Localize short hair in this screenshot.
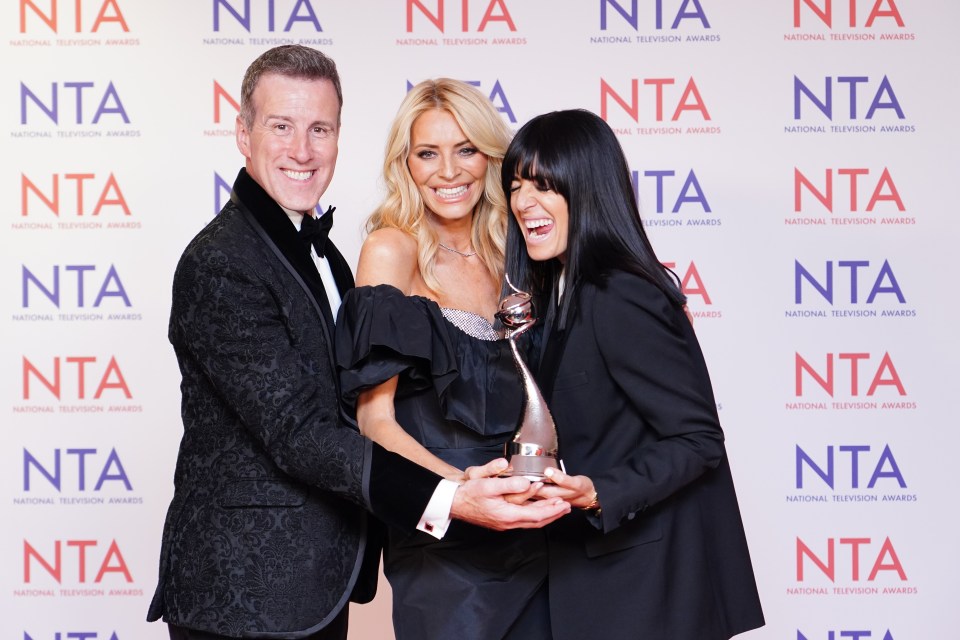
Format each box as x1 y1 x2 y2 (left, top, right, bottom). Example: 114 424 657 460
239 45 343 128
368 78 513 293
502 109 685 327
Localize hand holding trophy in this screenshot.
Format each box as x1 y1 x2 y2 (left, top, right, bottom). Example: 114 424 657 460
495 277 562 480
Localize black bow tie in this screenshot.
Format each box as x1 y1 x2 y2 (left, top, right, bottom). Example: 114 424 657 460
299 206 335 258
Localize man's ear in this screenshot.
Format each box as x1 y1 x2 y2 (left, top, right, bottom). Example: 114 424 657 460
236 115 250 157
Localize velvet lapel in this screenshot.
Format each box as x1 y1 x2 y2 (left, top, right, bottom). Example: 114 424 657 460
323 242 355 298
229 168 338 336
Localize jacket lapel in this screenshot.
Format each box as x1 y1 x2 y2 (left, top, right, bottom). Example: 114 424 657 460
229 168 340 346
534 281 574 404
324 242 355 299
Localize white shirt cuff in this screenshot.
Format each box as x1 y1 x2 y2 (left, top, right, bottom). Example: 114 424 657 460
416 478 458 540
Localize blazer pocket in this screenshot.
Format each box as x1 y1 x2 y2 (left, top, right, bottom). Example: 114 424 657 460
584 511 662 558
553 370 589 391
218 477 309 508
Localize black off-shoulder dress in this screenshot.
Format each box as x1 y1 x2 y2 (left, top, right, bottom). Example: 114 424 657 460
336 284 550 640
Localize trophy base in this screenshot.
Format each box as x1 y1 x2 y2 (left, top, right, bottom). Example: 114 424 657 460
502 453 560 481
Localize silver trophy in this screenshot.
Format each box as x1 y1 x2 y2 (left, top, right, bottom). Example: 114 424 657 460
495 277 561 480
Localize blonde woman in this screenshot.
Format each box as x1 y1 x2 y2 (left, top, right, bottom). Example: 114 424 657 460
335 79 551 639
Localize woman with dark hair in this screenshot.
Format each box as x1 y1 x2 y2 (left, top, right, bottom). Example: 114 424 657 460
503 109 765 640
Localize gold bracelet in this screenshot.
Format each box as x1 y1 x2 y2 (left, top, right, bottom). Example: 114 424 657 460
581 491 601 515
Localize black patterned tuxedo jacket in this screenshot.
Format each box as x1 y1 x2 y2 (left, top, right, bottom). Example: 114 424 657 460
147 169 438 638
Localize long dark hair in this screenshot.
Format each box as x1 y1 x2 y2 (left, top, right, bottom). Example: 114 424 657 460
502 109 685 328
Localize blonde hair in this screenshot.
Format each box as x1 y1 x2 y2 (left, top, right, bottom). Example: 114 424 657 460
367 78 512 293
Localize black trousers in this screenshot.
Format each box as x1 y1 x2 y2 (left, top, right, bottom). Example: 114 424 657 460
167 607 349 640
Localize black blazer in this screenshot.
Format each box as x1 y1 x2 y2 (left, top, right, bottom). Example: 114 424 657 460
537 271 764 640
147 169 439 638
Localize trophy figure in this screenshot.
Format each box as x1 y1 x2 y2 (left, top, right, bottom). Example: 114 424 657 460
495 277 561 480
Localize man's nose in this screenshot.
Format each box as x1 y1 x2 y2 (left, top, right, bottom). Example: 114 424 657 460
289 131 313 161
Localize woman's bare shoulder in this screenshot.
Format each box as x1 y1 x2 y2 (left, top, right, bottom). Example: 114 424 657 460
357 227 420 290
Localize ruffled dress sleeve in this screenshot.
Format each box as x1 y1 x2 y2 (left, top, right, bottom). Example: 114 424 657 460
336 284 458 400
335 284 522 441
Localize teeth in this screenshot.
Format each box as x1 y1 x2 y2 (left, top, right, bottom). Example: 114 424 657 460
524 219 551 238
283 170 313 181
436 185 468 198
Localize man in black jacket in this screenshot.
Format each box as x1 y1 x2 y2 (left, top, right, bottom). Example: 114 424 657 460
147 45 568 640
